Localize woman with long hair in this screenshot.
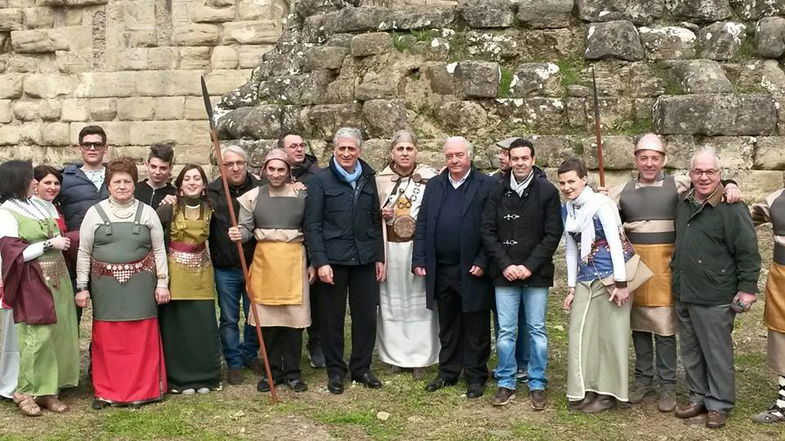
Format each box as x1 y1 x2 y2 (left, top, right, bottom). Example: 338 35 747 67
157 164 222 395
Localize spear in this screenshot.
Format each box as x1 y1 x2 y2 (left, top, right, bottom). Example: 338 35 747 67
201 76 278 403
591 67 606 187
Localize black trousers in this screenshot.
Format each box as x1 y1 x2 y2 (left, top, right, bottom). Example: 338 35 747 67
262 326 303 381
435 263 490 384
307 281 322 349
319 263 379 378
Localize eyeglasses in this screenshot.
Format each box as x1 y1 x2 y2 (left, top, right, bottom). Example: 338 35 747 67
689 169 719 178
80 142 106 150
286 143 306 150
223 160 247 169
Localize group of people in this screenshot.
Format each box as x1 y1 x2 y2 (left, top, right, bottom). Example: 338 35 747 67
0 123 782 430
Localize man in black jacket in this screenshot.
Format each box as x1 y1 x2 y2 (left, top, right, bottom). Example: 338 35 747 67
413 136 496 399
481 139 563 409
304 127 385 394
207 145 261 385
134 143 176 208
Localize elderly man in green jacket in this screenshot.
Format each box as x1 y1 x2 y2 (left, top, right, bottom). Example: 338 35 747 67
671 147 761 429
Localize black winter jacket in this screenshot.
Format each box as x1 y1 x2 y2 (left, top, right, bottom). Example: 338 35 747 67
207 173 259 269
57 164 109 232
304 158 383 268
481 167 564 287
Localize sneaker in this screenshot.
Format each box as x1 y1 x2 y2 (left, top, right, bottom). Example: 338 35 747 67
491 387 516 406
197 388 210 394
753 404 785 424
181 389 196 395
516 368 528 383
227 368 243 385
628 383 655 404
657 389 677 412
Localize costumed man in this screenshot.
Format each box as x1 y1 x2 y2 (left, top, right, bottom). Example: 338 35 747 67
751 189 785 424
606 133 741 412
229 149 312 393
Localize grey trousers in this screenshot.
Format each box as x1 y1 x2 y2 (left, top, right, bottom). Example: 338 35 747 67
632 331 677 389
676 302 736 412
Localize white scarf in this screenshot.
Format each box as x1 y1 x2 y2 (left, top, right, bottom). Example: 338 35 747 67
509 170 534 197
563 186 620 261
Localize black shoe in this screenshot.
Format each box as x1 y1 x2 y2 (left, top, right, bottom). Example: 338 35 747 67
425 376 458 392
466 382 485 399
257 377 272 393
352 372 382 389
285 379 308 393
328 375 344 394
308 344 326 369
92 399 109 410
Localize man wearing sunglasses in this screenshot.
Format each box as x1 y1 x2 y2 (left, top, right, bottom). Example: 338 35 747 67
57 125 110 232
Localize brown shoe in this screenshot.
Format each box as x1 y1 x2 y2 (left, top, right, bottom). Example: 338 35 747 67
706 410 727 429
411 367 426 381
491 387 516 406
581 394 616 413
227 367 243 385
530 390 546 411
569 391 597 412
657 389 677 413
675 402 707 419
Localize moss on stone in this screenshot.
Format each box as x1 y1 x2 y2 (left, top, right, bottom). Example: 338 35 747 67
556 56 585 88
497 66 514 98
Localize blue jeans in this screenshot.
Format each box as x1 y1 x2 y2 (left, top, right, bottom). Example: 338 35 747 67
493 303 529 371
495 286 548 390
215 267 259 368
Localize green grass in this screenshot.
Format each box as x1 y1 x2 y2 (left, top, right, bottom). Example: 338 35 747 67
556 55 585 88
497 66 514 98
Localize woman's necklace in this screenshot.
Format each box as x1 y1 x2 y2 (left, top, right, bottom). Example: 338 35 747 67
108 198 135 219
184 203 201 220
10 199 56 238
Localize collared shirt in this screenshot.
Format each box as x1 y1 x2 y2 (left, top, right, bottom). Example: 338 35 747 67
448 168 471 189
82 167 105 190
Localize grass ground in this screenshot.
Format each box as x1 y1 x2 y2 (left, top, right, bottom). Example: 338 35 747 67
1 228 785 440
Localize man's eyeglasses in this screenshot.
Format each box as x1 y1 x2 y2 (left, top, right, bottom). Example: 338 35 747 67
286 143 306 150
80 142 106 150
223 160 247 169
689 169 719 178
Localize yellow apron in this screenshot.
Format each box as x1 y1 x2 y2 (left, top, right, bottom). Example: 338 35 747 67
248 241 304 306
765 262 785 333
631 243 675 307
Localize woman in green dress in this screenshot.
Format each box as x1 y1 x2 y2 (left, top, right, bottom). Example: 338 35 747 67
0 160 79 416
157 164 222 394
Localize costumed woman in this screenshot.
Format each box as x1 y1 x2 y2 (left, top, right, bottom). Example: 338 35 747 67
0 160 79 416
75 158 170 409
559 158 635 413
157 164 222 395
375 130 439 379
752 190 785 424
228 149 312 393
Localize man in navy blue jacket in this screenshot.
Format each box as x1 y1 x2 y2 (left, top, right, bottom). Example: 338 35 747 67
57 125 109 231
412 136 495 399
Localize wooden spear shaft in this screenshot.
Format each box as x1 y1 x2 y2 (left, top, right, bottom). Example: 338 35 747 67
202 77 278 403
591 67 606 188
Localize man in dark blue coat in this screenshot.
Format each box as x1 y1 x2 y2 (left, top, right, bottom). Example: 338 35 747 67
304 127 385 395
412 136 495 399
57 125 110 232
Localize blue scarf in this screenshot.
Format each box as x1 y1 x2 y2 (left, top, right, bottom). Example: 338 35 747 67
332 157 363 188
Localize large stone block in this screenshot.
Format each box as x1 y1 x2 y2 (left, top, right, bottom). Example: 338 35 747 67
666 0 732 22
10 29 68 53
495 98 566 131
61 98 89 121
38 99 61 121
239 45 272 68
456 61 499 98
435 101 487 131
22 7 54 29
668 59 733 94
41 122 70 146
219 82 257 109
154 97 185 120
629 62 666 97
222 20 281 44
653 94 777 136
528 135 579 168
509 63 561 98
350 32 391 57
730 0 785 20
300 103 363 139
261 70 334 104
639 26 696 60
0 126 20 145
697 21 747 60
0 100 11 123
756 17 785 59
0 8 23 31
294 0 344 19
0 74 24 99
205 69 251 95
13 100 38 121
180 47 212 70
24 74 77 98
147 48 180 70
321 6 455 34
135 70 203 96
577 0 665 24
118 97 155 121
581 135 635 170
185 95 216 120
211 46 239 69
355 71 402 100
89 98 117 121
216 105 282 140
128 121 204 146
516 0 573 29
69 122 131 146
305 46 348 71
172 24 221 46
238 0 272 20
459 0 514 29
363 99 410 138
323 78 355 104
585 20 644 61
755 136 785 169
75 72 137 98
190 5 237 22
118 48 147 71
20 123 42 145
425 63 455 95
726 169 784 203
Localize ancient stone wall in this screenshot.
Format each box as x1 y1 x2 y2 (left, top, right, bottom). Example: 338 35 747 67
0 0 286 170
216 0 785 202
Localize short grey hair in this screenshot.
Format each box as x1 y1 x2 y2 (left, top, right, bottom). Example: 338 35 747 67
333 127 363 149
443 136 473 158
221 145 248 162
389 130 419 150
689 146 720 170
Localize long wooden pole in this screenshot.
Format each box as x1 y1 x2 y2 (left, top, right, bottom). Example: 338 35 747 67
201 77 278 403
591 67 606 187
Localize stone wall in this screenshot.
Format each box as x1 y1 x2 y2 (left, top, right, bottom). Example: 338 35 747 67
215 0 785 202
0 0 285 170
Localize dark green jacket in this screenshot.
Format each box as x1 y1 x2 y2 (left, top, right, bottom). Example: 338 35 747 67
671 185 761 305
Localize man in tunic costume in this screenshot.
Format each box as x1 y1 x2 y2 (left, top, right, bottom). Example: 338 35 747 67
607 134 741 412
230 149 312 393
671 148 760 429
751 188 785 424
376 130 439 380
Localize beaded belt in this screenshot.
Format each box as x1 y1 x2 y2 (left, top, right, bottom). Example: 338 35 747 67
169 240 211 271
91 253 156 285
38 252 67 289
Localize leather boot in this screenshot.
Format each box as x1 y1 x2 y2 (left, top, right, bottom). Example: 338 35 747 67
581 394 616 413
569 391 597 412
